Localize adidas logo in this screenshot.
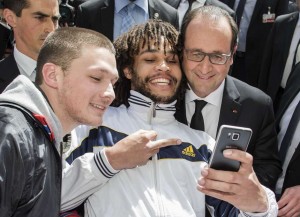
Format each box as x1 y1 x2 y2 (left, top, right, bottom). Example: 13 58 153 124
182 145 195 157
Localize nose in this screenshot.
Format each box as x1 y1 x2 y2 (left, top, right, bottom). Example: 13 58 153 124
45 18 57 33
155 61 170 72
197 56 212 75
103 83 115 106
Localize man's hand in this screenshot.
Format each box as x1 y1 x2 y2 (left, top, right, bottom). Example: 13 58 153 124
105 129 181 170
197 149 268 213
278 185 300 217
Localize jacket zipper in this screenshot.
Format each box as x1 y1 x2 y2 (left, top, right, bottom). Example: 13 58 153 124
149 102 165 216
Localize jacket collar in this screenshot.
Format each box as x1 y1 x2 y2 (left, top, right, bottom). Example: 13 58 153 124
128 90 177 123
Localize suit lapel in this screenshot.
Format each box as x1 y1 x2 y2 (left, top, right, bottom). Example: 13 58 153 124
289 141 300 165
282 13 299 66
275 64 300 127
164 0 180 8
217 76 242 134
148 0 166 19
0 55 20 82
99 0 114 40
248 0 261 28
227 0 235 9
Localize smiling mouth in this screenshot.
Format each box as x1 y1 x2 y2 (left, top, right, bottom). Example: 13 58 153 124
91 103 105 110
196 73 214 80
150 78 171 86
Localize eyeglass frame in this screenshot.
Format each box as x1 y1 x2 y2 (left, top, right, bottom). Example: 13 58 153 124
184 48 232 65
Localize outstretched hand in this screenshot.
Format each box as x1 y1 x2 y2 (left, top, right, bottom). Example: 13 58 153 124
105 129 181 170
197 149 268 213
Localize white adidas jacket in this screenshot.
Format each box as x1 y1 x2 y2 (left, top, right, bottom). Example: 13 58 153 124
61 91 278 217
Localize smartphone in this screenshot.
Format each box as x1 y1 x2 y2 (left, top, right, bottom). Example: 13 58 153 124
208 125 252 172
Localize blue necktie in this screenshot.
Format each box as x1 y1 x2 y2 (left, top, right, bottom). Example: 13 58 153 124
120 3 136 35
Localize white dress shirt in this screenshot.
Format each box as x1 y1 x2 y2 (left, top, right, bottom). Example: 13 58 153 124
185 80 225 139
13 46 37 82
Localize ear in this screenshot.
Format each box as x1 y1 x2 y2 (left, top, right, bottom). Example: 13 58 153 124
42 63 59 89
230 45 238 65
3 9 17 28
123 67 132 79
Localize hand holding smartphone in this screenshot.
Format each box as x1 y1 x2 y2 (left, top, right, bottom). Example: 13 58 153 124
208 125 252 172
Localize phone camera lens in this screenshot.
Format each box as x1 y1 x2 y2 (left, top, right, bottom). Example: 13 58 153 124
232 133 240 140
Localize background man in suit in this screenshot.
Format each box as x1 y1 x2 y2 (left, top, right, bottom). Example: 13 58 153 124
0 0 60 93
75 0 178 41
175 6 282 192
259 1 300 112
163 0 235 29
275 63 300 217
219 0 288 87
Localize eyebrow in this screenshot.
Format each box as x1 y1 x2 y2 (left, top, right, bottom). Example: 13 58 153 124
187 48 229 54
32 11 60 20
98 68 119 80
139 49 177 55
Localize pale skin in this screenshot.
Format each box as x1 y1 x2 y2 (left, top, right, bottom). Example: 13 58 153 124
3 0 60 60
198 149 268 213
278 186 300 217
39 41 181 171
183 15 268 212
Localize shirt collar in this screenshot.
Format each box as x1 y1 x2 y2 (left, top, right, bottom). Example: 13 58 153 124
13 46 37 77
115 0 148 14
186 80 225 107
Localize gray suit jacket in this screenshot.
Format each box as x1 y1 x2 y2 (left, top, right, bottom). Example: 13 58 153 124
75 0 179 41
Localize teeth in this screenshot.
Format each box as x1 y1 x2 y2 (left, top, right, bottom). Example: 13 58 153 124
92 104 104 109
151 78 170 84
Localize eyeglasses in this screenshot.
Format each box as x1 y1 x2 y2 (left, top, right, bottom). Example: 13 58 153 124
184 49 232 65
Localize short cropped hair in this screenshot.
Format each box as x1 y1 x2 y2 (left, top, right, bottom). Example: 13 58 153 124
113 19 180 107
178 5 238 54
35 27 115 85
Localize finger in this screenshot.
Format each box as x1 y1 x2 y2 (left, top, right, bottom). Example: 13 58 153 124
197 184 234 203
202 167 240 184
223 149 253 166
147 138 182 149
199 173 239 194
141 130 158 141
278 194 289 209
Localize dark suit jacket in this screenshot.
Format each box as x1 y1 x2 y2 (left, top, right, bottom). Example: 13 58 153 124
175 76 282 190
220 0 288 87
75 0 179 41
0 23 12 59
163 0 236 18
275 63 300 194
259 12 298 105
0 55 20 93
